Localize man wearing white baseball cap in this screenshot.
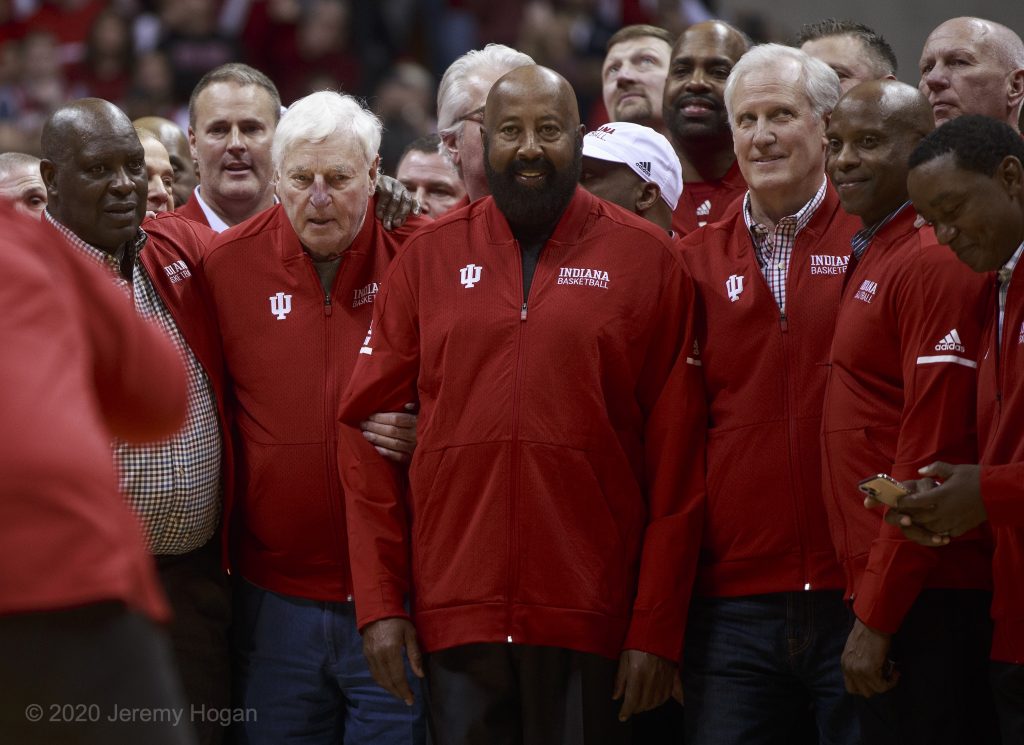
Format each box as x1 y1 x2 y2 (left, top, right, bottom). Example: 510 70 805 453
580 121 682 235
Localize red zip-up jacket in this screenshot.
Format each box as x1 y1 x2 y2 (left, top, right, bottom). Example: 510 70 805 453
201 200 425 600
676 183 858 598
175 191 209 227
671 160 747 235
338 188 706 662
977 256 1024 664
821 208 992 634
1 206 185 622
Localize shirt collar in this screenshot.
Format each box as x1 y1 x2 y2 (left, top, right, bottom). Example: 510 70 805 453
849 200 911 261
998 240 1024 284
192 186 232 234
45 209 147 273
742 176 828 241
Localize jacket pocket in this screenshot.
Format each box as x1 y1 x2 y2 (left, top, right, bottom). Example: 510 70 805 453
410 441 510 611
514 442 637 619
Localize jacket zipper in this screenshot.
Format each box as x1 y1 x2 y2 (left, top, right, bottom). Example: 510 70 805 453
507 242 531 642
308 254 349 594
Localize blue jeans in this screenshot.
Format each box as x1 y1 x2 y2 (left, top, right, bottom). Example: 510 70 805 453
683 591 859 745
232 579 425 745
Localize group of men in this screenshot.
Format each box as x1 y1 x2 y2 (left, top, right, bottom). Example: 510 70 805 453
3 11 1024 745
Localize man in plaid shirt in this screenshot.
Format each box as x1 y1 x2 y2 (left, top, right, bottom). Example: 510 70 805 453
39 98 230 745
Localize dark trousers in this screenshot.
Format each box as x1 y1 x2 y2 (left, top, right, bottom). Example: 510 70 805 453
0 602 196 745
683 591 859 745
156 537 232 745
424 643 631 745
859 589 998 745
991 660 1024 743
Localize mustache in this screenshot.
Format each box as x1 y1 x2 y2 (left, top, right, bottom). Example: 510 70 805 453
507 158 553 176
674 93 721 109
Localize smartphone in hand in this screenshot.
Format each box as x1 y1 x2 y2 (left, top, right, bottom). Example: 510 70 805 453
857 474 909 508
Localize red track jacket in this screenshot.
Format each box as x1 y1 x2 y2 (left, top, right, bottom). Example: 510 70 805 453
676 183 858 599
1 207 186 621
821 208 992 634
201 201 424 600
338 189 706 662
671 161 747 236
978 256 1024 663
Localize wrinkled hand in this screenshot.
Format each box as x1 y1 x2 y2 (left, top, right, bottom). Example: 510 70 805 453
375 175 420 231
362 618 424 705
612 650 675 721
842 619 898 697
361 403 418 463
884 462 986 545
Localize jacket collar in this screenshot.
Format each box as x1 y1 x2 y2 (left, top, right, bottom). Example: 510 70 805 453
481 186 596 245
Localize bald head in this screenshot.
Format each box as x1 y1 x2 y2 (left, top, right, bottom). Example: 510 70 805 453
485 65 580 131
676 20 749 62
482 66 585 237
40 98 147 252
827 80 934 225
919 16 1024 129
134 115 197 206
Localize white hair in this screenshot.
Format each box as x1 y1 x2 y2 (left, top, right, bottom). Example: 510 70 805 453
436 44 535 137
724 43 840 124
271 91 382 173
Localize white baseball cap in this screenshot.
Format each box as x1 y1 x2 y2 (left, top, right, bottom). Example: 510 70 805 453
582 122 683 210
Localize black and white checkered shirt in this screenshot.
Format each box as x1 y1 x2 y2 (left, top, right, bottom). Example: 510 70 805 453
743 177 827 312
46 211 222 555
850 201 910 262
998 240 1024 345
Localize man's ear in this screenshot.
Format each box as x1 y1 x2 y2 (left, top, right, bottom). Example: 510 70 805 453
1007 68 1024 109
999 155 1023 199
368 154 381 195
188 127 199 165
635 181 662 213
39 159 57 199
440 130 461 167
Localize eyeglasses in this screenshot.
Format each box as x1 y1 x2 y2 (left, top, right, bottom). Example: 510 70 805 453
458 106 485 126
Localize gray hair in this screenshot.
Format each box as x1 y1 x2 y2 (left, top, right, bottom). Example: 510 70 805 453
271 90 382 174
436 44 535 137
0 152 41 178
724 43 840 123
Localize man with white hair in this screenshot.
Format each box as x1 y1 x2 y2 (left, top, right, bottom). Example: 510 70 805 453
675 44 862 744
201 91 429 744
918 16 1024 130
436 43 535 204
579 121 682 234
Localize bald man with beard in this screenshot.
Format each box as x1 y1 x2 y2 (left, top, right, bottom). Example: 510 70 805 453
918 17 1024 130
822 80 999 744
662 20 750 234
338 65 704 744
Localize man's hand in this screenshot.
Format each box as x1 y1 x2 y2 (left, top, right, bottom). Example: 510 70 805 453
884 462 986 545
842 619 898 697
612 650 675 721
361 403 418 463
362 617 424 705
375 175 419 231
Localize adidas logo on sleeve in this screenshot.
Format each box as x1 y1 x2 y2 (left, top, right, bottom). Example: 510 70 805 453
935 329 966 353
916 328 976 368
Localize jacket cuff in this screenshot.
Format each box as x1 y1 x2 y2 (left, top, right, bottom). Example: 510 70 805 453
623 606 684 663
354 581 409 633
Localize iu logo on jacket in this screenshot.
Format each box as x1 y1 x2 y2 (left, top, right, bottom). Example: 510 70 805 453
269 292 293 320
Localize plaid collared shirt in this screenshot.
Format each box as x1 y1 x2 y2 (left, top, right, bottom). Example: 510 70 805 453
46 211 222 555
997 240 1024 345
850 201 911 262
743 177 828 312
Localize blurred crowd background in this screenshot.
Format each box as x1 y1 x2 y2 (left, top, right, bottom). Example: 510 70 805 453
0 0 783 175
